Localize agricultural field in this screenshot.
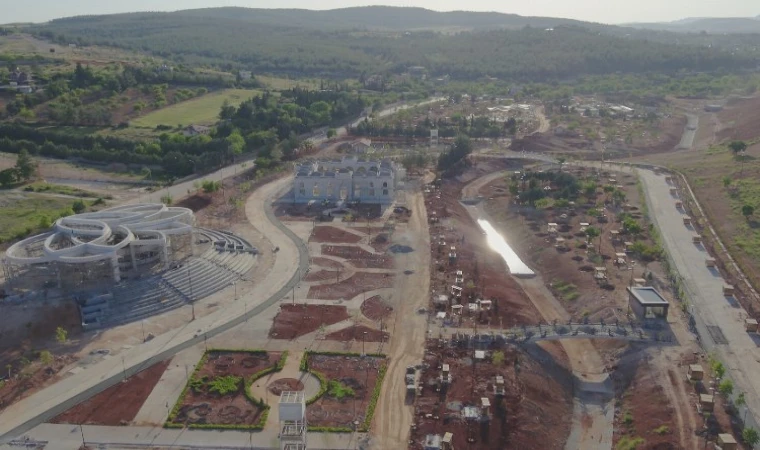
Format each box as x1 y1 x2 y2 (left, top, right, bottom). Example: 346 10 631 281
130 88 261 128
256 75 320 91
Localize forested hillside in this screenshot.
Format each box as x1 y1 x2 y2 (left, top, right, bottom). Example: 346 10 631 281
30 7 759 81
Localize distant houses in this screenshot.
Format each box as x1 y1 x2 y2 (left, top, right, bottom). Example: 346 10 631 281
3 68 35 94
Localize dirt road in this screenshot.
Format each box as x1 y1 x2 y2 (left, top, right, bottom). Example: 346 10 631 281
371 188 431 449
532 105 551 135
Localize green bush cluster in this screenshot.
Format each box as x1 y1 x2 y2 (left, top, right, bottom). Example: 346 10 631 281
309 426 353 432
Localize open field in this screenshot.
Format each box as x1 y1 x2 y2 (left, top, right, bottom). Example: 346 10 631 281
0 192 82 241
130 88 261 128
256 75 320 91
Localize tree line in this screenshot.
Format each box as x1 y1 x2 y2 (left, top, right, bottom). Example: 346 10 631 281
30 13 759 81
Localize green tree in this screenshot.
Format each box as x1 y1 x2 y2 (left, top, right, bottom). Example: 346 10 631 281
712 361 726 379
718 379 734 396
55 326 68 344
14 149 36 181
38 215 52 229
585 226 601 242
742 427 759 446
327 128 337 138
39 350 53 366
729 140 748 155
742 204 754 220
202 180 221 193
557 157 566 173
492 350 505 366
160 194 173 205
226 131 245 155
72 200 86 214
0 168 18 187
722 176 732 188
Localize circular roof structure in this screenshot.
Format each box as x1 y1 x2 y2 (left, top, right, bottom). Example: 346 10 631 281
5 204 194 265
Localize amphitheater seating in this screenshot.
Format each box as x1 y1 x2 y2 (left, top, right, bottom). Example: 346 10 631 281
80 228 257 329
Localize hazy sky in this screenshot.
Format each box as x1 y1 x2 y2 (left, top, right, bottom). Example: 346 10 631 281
3 0 759 25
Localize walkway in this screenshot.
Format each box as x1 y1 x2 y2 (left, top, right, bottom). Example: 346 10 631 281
249 351 321 430
0 177 308 443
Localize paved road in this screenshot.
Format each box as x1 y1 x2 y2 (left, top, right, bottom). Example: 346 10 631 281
638 169 760 432
0 177 308 443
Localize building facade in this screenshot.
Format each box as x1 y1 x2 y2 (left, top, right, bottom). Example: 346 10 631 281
293 156 397 204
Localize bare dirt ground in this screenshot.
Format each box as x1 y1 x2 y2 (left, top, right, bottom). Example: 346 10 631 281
52 359 170 425
307 271 395 300
361 295 394 321
410 164 578 449
305 354 386 429
310 225 363 244
320 245 394 269
611 354 681 450
480 165 663 321
168 351 281 427
325 324 389 343
411 345 572 450
268 304 349 339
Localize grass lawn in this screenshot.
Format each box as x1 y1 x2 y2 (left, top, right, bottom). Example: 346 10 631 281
130 88 261 128
256 75 320 91
0 193 82 241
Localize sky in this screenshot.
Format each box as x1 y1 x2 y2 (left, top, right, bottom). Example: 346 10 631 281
2 0 758 25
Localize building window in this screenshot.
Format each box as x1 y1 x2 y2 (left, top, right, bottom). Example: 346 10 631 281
299 182 305 196
369 181 374 188
327 182 333 197
340 186 348 200
312 185 320 197
383 189 389 196
369 189 375 196
383 182 388 188
354 188 361 198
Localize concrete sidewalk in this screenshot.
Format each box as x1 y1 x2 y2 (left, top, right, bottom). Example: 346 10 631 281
5 423 366 450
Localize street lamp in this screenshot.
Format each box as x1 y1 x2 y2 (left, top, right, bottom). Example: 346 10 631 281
362 331 367 356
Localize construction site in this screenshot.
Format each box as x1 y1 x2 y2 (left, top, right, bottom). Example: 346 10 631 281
1 97 759 450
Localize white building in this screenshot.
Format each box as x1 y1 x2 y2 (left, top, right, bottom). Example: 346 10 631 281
293 156 398 204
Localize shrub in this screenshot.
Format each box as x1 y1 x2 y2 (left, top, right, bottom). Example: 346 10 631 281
327 380 356 400
623 411 634 425
653 425 669 435
616 436 645 450
360 363 388 432
718 379 734 397
208 375 242 396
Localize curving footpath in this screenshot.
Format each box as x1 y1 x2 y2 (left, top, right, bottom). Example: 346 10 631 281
0 176 308 443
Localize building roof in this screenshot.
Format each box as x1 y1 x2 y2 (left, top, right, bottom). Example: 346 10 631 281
627 286 669 306
279 391 305 404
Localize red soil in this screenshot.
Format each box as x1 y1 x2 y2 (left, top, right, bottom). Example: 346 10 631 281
307 271 395 300
305 354 387 428
52 359 171 425
360 295 394 321
310 226 362 244
325 325 389 343
269 304 349 339
304 270 339 282
411 346 572 450
268 378 305 396
168 351 281 427
321 245 394 269
311 257 345 270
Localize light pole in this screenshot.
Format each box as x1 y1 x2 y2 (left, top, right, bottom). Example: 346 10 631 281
362 331 367 356
121 355 127 381
141 320 145 342
79 424 86 448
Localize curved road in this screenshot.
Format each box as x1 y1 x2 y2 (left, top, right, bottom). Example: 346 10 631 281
0 177 308 443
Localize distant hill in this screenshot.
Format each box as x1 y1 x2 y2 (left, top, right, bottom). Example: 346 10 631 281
28 7 760 80
626 16 760 34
